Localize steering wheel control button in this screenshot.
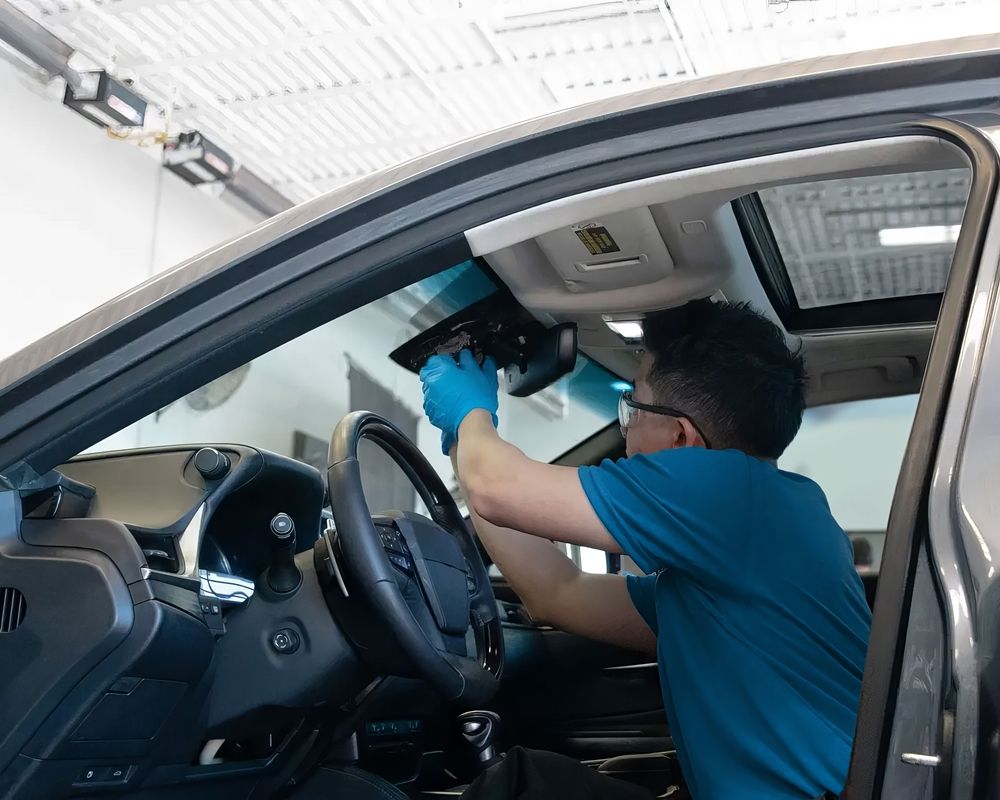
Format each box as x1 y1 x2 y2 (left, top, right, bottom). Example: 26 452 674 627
271 628 300 654
388 553 414 574
200 599 221 614
193 447 231 480
378 526 407 554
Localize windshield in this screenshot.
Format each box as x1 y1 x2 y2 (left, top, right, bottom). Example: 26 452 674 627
88 261 619 506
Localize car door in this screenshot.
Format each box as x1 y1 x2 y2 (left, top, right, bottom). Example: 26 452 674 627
4 44 1000 799
494 605 668 761
848 119 1000 799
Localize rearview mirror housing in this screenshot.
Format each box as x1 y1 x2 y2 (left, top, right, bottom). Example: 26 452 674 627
502 323 577 397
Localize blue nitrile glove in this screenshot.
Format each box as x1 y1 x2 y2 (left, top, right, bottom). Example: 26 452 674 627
419 349 499 455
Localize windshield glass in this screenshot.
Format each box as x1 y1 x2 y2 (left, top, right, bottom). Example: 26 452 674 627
88 261 619 504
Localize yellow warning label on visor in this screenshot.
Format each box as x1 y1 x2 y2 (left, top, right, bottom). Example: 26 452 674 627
572 223 621 256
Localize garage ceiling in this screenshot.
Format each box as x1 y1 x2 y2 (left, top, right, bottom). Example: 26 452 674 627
8 0 1000 205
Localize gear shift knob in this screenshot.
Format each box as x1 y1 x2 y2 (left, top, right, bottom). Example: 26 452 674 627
458 710 502 766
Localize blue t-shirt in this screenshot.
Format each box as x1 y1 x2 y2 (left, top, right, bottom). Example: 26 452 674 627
578 448 871 800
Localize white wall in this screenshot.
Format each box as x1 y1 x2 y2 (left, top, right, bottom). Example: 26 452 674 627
780 394 918 532
0 60 256 360
91 303 457 475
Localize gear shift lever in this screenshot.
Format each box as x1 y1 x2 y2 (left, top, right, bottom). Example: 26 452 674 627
265 512 302 594
458 710 502 767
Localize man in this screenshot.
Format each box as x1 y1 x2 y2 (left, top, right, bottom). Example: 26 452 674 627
420 300 872 800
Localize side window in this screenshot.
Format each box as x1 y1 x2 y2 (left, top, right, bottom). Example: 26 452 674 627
489 542 610 579
779 394 919 574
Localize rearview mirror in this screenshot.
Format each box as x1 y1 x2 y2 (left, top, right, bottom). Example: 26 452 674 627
501 323 577 397
389 294 578 398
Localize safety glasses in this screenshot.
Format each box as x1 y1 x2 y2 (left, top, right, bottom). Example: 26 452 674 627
617 391 712 448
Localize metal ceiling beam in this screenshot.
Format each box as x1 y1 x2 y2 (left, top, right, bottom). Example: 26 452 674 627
0 0 86 89
471 17 559 105
227 166 294 217
493 0 661 32
235 134 454 164
0 0 295 218
656 0 697 76
0 36 46 81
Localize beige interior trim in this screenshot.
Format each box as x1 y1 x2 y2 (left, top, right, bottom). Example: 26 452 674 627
468 135 961 407
468 135 966 318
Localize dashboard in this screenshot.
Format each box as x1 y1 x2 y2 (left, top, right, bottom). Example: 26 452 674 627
3 440 574 799
3 444 374 799
53 445 326 582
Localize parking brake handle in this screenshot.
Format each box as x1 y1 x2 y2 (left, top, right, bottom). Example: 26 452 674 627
265 512 302 594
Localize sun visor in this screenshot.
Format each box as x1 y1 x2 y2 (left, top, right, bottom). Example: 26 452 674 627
533 207 673 293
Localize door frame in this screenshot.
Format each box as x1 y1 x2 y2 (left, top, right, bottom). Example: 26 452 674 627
1 109 999 800
842 117 1000 798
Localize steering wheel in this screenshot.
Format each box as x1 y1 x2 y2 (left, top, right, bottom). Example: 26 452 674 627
320 411 503 705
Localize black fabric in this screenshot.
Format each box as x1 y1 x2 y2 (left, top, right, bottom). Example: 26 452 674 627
461 747 655 800
294 765 410 800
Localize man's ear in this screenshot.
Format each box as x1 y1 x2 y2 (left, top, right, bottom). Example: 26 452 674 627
676 417 707 449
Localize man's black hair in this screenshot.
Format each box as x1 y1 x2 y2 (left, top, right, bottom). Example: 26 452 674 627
642 300 806 459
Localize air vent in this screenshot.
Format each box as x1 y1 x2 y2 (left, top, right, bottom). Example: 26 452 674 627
1 587 26 633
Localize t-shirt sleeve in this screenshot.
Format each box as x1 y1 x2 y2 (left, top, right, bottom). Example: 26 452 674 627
578 448 752 588
626 573 658 632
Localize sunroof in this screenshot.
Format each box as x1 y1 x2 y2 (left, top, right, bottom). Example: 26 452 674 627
753 168 971 312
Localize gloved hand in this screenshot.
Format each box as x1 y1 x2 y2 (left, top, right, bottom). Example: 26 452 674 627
420 349 499 455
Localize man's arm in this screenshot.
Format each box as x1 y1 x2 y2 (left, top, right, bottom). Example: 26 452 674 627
452 451 655 655
457 410 620 550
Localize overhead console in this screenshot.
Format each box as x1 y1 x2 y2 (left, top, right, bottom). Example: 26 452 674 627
467 135 966 318
533 207 675 294
467 135 969 385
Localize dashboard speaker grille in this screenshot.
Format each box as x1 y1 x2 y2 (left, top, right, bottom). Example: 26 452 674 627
0 587 26 633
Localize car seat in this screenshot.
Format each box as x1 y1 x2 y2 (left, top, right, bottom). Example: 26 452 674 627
292 764 409 799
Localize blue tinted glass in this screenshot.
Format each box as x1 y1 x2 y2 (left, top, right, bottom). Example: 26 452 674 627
406 259 498 325
566 358 625 420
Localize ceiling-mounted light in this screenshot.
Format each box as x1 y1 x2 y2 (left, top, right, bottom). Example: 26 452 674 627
878 225 961 247
163 131 236 185
603 317 643 341
63 71 147 129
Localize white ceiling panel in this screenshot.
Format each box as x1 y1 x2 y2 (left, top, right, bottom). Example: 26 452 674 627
9 0 1000 203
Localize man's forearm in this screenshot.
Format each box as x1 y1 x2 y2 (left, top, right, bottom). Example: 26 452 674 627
449 444 656 654
452 451 655 653
456 410 622 552
450 450 580 624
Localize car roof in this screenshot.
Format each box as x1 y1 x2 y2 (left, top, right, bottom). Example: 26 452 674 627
2 34 999 396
